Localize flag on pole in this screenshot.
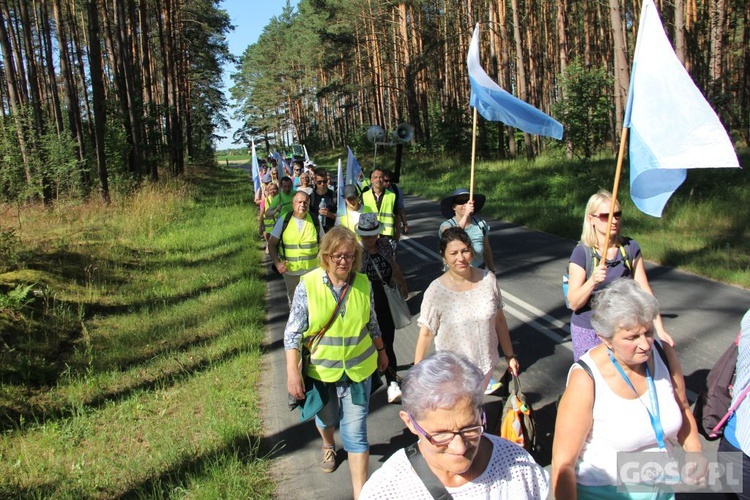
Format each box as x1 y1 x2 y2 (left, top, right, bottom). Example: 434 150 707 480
624 0 739 217
467 23 563 140
336 159 346 217
346 146 364 187
303 145 310 162
272 151 291 177
251 141 261 194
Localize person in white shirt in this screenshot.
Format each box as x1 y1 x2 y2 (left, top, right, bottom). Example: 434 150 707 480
359 351 549 500
552 279 703 499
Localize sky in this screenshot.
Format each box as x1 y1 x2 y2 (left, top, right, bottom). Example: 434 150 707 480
215 0 292 151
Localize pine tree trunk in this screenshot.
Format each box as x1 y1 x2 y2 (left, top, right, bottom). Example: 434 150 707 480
510 0 533 159
608 0 629 144
0 5 31 184
86 0 109 204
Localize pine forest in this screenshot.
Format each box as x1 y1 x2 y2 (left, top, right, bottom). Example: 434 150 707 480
1 0 748 203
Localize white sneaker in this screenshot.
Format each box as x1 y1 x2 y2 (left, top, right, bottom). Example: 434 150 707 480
387 382 402 403
485 378 503 395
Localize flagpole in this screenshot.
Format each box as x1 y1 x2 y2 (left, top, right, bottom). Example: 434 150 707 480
603 127 629 256
470 107 478 202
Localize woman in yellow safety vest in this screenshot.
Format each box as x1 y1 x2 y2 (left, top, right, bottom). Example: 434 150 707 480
284 226 388 499
260 182 279 253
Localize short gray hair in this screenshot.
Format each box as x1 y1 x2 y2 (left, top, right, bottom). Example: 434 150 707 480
401 351 484 420
590 278 659 338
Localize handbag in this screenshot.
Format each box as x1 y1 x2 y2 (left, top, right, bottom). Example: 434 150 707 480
498 373 537 452
288 279 352 411
383 282 412 329
367 252 412 329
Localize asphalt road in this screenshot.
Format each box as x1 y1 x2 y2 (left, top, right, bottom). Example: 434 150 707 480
258 191 750 499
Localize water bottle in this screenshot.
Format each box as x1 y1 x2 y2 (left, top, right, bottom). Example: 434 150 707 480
319 199 326 229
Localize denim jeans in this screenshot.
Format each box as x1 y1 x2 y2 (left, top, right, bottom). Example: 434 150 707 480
315 376 372 453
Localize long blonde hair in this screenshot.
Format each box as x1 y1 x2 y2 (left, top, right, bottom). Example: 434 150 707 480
580 189 623 248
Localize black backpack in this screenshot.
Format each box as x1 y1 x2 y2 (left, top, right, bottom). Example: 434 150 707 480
693 333 740 440
562 240 633 309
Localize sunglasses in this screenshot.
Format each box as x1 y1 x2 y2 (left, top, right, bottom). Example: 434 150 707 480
454 197 470 205
592 211 622 222
315 180 327 185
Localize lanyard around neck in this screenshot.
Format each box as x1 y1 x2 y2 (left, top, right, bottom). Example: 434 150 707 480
607 350 666 450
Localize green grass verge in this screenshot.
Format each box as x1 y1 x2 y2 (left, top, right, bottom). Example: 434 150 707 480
399 146 750 289
0 166 274 498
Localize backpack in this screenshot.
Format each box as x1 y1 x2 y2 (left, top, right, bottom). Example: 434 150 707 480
274 211 321 274
440 216 489 238
693 333 741 440
562 240 633 309
498 373 536 452
575 340 671 405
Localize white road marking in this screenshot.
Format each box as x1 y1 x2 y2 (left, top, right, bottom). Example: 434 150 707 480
399 235 568 345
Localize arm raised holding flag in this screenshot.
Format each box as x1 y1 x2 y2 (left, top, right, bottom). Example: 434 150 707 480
466 23 563 201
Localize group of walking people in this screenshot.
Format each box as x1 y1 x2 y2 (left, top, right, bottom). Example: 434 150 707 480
258 162 740 499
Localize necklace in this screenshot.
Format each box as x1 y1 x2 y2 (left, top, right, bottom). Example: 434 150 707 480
448 269 471 287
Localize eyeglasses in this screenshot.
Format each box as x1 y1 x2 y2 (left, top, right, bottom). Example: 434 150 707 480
592 211 622 222
408 412 485 447
329 253 355 263
383 179 391 183
454 197 470 205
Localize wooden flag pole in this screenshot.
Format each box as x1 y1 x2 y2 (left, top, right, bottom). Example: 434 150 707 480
470 107 478 202
602 127 629 257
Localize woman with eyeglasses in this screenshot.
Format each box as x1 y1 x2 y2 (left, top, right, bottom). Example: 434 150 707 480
284 226 388 499
297 172 313 196
359 351 549 499
566 190 674 361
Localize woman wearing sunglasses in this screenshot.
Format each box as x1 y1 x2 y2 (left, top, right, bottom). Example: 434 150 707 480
566 190 674 361
359 351 548 499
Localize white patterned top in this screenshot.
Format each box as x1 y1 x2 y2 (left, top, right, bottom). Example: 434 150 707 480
359 434 549 499
417 270 502 375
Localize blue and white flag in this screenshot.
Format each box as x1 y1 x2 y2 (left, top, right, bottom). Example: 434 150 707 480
251 141 261 193
337 158 346 217
346 146 364 187
272 151 291 177
624 0 739 217
467 24 563 140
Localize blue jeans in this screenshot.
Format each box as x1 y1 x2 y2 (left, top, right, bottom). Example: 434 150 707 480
315 377 371 453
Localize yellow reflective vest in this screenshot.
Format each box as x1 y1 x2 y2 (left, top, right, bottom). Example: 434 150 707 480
280 213 319 272
362 189 396 237
263 195 277 233
338 205 374 240
302 269 376 383
269 190 295 218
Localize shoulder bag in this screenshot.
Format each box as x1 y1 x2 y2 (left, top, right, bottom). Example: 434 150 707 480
288 279 352 410
368 252 411 329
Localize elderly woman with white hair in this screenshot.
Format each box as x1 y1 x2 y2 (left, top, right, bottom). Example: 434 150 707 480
359 351 549 499
552 279 703 499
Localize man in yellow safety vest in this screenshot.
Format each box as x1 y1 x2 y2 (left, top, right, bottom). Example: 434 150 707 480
361 168 397 243
268 191 320 306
